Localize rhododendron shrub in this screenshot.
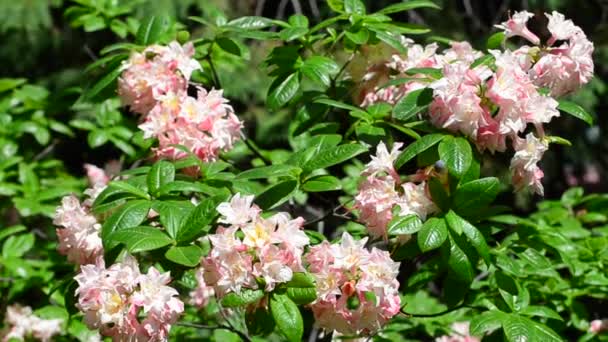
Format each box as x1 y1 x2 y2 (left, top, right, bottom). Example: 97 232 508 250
1 2 606 342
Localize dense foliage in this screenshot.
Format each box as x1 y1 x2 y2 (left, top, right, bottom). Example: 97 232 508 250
1 1 607 341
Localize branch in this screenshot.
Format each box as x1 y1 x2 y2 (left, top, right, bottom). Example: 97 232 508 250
177 322 252 342
400 303 485 318
205 46 221 89
243 138 271 165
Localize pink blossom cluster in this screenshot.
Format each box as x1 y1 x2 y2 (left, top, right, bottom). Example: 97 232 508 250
590 319 608 334
358 39 482 107
305 232 401 335
1 304 63 342
435 322 480 342
358 11 593 195
118 41 243 162
53 163 115 265
354 142 437 239
75 255 184 341
191 194 309 305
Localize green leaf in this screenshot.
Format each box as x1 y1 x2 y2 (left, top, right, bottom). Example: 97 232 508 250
286 287 317 305
345 27 369 45
268 73 300 110
256 180 299 210
417 217 448 252
446 210 491 264
176 198 219 243
300 56 340 87
222 289 264 307
2 233 34 258
392 88 434 122
301 175 342 192
469 310 506 336
88 129 109 147
216 37 241 56
368 28 408 53
428 178 449 212
236 164 301 180
314 98 369 119
452 178 500 217
378 0 441 14
558 100 593 125
226 16 274 29
153 200 194 238
395 134 445 169
136 16 168 45
439 137 473 178
0 225 26 242
302 144 367 172
147 161 175 196
270 294 303 342
101 200 151 240
447 233 474 283
285 272 316 288
84 65 122 100
109 226 172 253
520 306 563 321
165 245 203 267
503 314 562 342
486 31 505 50
388 214 422 235
110 180 150 200
344 0 366 14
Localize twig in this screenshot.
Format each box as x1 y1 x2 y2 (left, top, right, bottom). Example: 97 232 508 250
400 303 484 318
277 0 289 21
205 46 221 89
177 322 252 342
33 140 58 161
309 0 321 20
290 0 303 14
243 138 271 165
255 0 267 16
84 44 98 61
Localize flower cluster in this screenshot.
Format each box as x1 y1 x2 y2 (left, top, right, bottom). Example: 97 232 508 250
357 39 482 107
356 11 593 195
354 142 437 239
305 232 401 335
1 304 63 342
118 42 243 161
53 163 112 265
435 322 480 342
590 319 608 334
75 255 184 341
192 194 309 303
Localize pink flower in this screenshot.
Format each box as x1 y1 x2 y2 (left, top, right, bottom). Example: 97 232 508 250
530 35 594 97
429 62 491 140
435 322 480 342
118 42 200 115
194 195 310 300
363 141 403 181
545 11 581 43
216 193 260 227
53 195 103 265
305 232 401 335
494 11 540 45
590 319 608 334
74 256 183 341
354 176 400 239
510 133 548 195
2 304 63 342
140 87 243 162
396 181 437 220
84 163 110 188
